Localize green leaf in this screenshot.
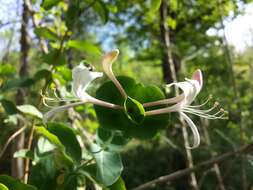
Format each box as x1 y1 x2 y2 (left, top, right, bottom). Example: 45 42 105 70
67 40 101 55
90 143 123 186
93 1 109 24
42 0 61 10
42 49 66 65
35 127 74 169
14 149 34 160
17 105 43 119
104 177 126 190
29 154 58 190
0 175 37 190
0 99 18 115
47 123 82 163
34 69 51 81
94 76 169 139
34 27 59 41
124 96 145 124
1 78 34 91
36 126 65 150
0 64 15 76
96 128 129 151
0 183 8 190
66 3 79 29
150 0 161 12
167 17 177 30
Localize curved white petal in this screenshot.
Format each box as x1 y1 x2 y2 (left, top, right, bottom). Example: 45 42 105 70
72 64 103 99
167 70 203 105
180 112 200 148
43 102 86 123
145 70 203 116
102 49 127 99
192 69 203 90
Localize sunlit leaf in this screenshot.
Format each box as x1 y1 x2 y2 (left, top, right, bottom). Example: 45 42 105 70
0 183 8 190
36 126 65 150
14 149 34 160
17 105 43 119
150 0 161 12
67 40 101 55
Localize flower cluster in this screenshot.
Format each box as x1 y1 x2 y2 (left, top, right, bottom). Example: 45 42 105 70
42 49 227 148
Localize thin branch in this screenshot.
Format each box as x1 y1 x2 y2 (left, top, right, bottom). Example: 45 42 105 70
131 143 253 190
201 119 226 190
0 126 27 159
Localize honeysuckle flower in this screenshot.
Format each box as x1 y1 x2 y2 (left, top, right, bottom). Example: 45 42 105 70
42 62 122 123
43 49 226 149
144 70 227 148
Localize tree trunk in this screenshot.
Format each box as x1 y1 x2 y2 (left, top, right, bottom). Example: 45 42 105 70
159 1 199 189
12 0 29 179
159 0 178 84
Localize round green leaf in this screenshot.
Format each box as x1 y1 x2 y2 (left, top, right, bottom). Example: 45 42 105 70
124 96 145 124
94 76 169 139
90 143 123 186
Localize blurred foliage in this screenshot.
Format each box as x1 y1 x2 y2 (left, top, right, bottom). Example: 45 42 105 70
0 0 253 189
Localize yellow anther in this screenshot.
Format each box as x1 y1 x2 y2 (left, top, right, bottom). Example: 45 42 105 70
220 108 225 112
214 102 219 106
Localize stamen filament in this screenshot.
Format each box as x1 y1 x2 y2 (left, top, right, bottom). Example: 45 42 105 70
187 95 213 108
183 102 219 114
182 110 226 119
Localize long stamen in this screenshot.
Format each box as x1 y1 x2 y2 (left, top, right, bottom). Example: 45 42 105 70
102 49 127 99
184 102 219 114
143 94 184 107
182 108 227 119
187 95 213 108
43 101 87 123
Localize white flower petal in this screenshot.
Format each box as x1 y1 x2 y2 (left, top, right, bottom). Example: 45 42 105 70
180 112 200 148
72 64 103 99
102 49 127 99
192 69 203 90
